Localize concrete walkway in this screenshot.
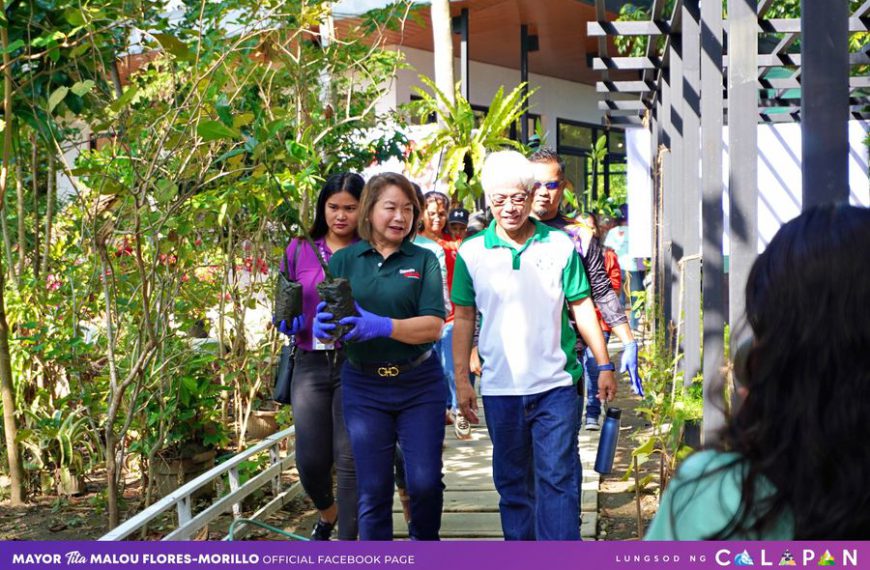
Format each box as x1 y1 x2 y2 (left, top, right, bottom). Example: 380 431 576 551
392 406 601 540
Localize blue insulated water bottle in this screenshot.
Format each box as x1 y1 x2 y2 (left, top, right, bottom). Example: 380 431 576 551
594 407 622 475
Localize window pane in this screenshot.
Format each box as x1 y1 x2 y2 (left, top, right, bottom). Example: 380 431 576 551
558 122 593 149
559 153 587 212
471 107 487 129
608 130 626 154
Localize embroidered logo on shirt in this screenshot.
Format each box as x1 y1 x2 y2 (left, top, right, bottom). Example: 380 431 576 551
399 268 421 279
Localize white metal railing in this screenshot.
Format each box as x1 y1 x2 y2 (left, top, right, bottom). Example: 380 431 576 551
100 426 302 541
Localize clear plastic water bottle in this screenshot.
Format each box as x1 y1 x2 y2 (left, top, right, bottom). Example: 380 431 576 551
594 407 622 475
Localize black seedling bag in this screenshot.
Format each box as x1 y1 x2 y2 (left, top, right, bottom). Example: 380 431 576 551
316 277 358 342
273 241 303 324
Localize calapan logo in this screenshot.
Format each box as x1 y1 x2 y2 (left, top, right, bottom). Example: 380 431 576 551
779 549 797 566
399 268 421 279
716 548 858 567
818 551 837 567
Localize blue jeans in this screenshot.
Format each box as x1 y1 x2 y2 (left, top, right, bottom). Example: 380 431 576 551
434 322 456 411
341 353 446 540
483 385 580 540
582 331 610 422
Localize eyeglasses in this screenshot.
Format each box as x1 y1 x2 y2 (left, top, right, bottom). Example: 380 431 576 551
489 193 530 207
535 180 561 191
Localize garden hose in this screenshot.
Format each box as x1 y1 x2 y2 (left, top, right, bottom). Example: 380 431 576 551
227 518 310 541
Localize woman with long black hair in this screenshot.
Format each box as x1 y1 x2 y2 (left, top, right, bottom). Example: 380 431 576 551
273 172 364 540
646 204 870 540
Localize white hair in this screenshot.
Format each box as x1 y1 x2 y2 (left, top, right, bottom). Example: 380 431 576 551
480 150 536 195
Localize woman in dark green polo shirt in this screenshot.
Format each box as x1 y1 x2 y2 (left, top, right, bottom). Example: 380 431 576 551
312 172 447 541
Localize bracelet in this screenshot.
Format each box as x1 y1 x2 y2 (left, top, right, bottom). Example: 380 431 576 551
598 362 615 371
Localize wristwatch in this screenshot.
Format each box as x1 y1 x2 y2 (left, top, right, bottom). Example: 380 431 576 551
598 362 615 371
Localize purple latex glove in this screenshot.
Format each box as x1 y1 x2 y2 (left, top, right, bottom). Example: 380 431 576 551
313 301 337 341
274 315 305 337
339 302 393 343
620 340 644 397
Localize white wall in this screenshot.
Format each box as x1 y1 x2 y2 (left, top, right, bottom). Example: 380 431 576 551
626 120 870 260
392 46 605 142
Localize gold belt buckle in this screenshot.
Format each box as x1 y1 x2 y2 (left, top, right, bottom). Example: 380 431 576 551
377 365 400 377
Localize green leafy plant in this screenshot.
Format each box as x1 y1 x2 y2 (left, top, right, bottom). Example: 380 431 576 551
19 404 98 492
582 134 628 219
407 76 536 205
624 315 698 493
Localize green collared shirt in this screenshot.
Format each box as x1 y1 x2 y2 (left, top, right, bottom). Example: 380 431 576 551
329 239 446 363
451 220 590 395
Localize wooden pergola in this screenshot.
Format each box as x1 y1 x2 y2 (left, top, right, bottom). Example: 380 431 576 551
587 0 869 441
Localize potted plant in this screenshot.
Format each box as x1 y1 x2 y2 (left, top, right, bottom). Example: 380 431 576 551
245 396 281 441
20 406 97 496
140 348 230 499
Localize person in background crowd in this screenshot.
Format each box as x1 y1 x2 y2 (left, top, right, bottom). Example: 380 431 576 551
466 209 490 237
605 204 644 332
273 173 363 540
447 208 470 241
314 172 447 540
646 204 870 540
452 151 616 540
577 211 622 430
416 191 470 440
528 148 643 425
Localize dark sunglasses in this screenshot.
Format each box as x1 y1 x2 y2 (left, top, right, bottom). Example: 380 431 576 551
534 181 561 190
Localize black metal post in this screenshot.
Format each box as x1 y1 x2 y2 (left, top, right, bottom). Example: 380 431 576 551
727 0 758 363
801 0 850 207
700 0 726 443
520 24 530 144
459 8 470 102
603 130 611 197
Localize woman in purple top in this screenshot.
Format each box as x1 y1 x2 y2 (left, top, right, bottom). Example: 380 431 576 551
274 172 363 540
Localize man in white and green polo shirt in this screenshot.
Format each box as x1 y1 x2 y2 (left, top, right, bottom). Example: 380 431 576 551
451 150 616 541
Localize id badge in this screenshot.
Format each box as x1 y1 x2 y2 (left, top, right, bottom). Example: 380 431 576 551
312 336 335 351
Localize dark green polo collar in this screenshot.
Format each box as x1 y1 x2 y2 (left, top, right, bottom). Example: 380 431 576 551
355 239 416 258
482 219 550 269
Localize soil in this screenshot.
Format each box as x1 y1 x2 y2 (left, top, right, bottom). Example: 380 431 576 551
596 378 661 541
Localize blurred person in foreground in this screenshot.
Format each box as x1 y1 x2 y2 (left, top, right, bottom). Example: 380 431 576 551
646 204 870 540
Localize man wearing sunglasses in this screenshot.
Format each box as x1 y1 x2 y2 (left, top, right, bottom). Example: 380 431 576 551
528 148 644 432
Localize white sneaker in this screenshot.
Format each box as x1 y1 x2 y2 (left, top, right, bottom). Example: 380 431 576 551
454 412 472 440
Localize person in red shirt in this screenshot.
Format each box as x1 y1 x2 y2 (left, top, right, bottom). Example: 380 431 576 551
416 191 469 439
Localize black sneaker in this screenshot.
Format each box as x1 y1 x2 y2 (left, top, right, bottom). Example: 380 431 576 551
311 519 336 541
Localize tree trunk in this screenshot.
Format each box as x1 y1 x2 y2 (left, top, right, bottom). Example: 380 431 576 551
430 0 455 108
1 195 16 287
106 429 119 528
0 25 26 506
97 237 121 528
31 136 40 281
39 153 54 277
15 145 25 280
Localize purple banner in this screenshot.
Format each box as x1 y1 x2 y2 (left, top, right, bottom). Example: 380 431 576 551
1 541 869 570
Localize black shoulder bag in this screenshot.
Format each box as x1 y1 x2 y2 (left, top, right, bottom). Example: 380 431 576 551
273 240 302 404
